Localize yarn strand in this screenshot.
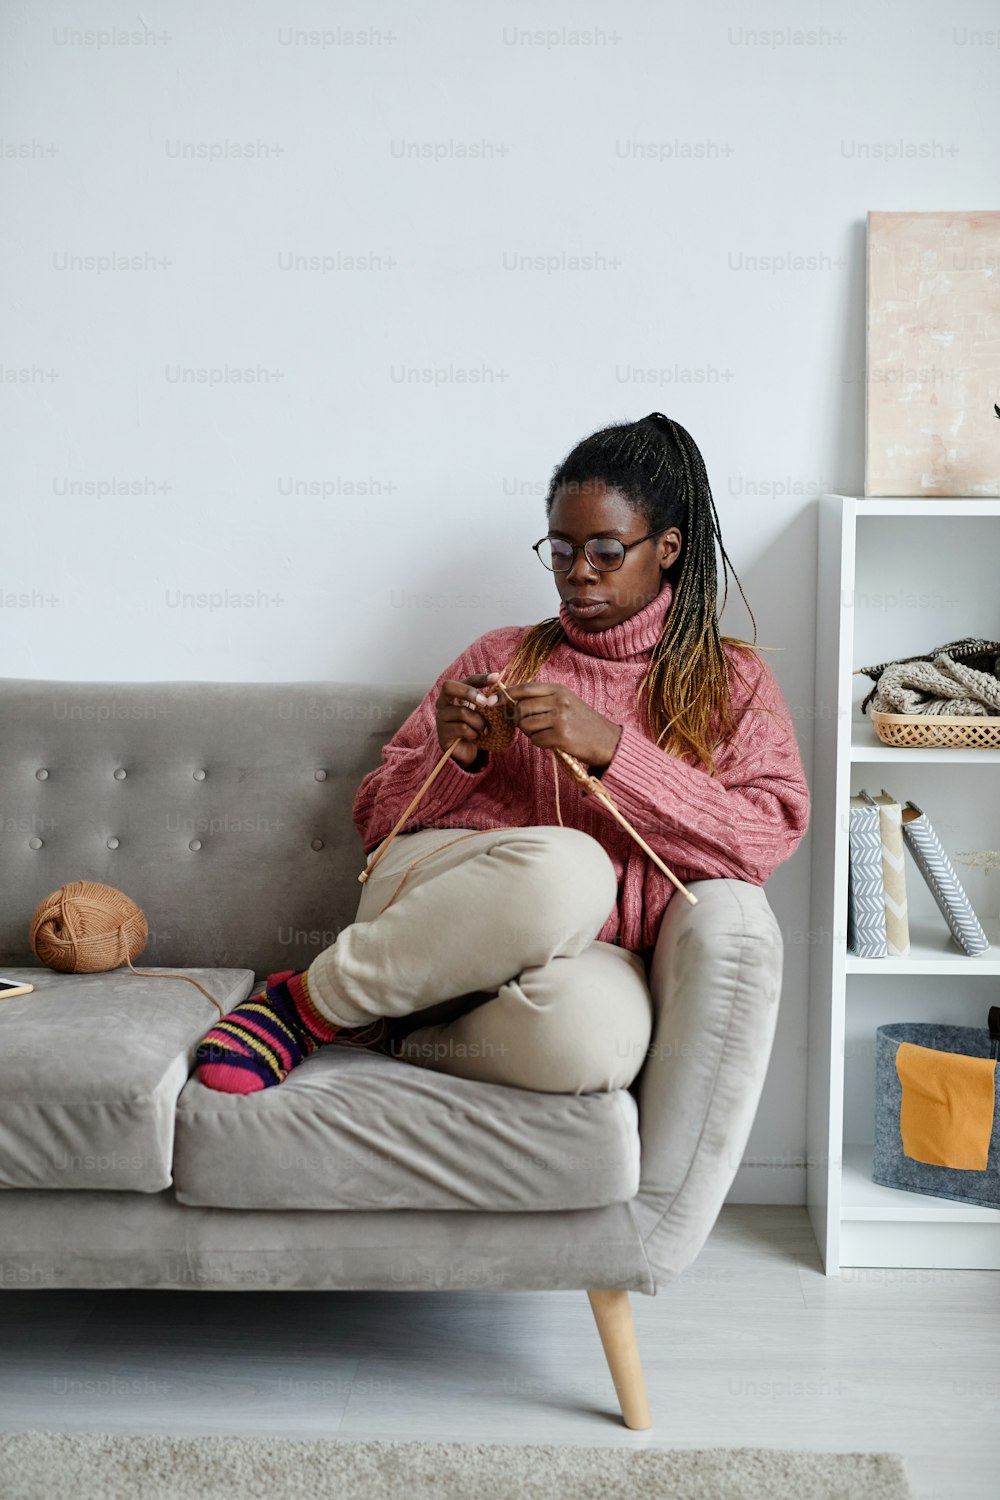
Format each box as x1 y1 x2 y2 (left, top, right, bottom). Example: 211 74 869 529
122 947 226 1017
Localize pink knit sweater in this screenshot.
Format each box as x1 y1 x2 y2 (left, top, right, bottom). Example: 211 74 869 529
353 574 810 955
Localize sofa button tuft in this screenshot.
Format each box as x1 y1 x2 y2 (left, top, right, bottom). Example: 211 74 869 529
189 839 202 852
311 838 324 851
314 769 327 781
113 768 127 781
107 837 120 850
36 768 49 781
193 769 206 781
28 837 43 850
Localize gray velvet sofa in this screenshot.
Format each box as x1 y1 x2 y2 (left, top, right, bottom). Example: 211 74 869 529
0 676 785 1429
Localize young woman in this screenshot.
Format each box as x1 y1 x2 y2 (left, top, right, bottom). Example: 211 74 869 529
195 412 810 1096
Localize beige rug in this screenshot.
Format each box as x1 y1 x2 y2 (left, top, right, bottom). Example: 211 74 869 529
0 1431 913 1499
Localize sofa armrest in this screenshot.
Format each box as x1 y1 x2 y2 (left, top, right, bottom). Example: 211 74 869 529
631 878 784 1288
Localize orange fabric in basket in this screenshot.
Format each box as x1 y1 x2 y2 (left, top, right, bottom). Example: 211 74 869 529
896 1041 995 1171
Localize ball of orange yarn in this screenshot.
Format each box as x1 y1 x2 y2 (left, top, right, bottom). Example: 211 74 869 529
30 880 148 974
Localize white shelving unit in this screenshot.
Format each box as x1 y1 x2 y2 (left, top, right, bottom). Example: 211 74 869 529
808 494 1000 1273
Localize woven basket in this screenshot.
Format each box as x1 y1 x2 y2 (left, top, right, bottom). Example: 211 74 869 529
870 711 1000 749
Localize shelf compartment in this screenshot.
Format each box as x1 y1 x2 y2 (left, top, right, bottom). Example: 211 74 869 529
837 1145 1000 1269
841 1144 999 1223
845 919 1000 974
850 716 1000 763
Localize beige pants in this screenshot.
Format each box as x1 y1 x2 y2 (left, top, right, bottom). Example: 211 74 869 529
305 825 654 1095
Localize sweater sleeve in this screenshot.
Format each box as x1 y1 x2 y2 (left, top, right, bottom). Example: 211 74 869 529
352 633 501 854
587 648 810 885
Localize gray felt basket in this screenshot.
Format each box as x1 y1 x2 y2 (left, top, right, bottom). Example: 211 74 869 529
873 1017 1000 1212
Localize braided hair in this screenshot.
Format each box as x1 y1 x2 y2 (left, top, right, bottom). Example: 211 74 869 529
501 412 764 776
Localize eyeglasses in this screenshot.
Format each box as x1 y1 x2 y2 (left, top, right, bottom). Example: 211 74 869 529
532 528 669 573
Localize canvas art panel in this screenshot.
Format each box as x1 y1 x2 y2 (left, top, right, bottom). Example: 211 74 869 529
866 210 1000 497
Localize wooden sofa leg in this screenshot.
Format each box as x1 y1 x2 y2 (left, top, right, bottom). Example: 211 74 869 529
586 1288 652 1430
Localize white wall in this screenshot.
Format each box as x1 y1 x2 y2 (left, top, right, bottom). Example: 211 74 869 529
3 0 997 1203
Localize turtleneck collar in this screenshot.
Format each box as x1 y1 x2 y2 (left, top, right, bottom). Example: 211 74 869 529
557 574 673 660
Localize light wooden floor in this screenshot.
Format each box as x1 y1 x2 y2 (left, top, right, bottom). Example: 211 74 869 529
1 1207 996 1500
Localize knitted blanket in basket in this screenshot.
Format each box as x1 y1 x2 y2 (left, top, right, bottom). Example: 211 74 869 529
859 637 1000 717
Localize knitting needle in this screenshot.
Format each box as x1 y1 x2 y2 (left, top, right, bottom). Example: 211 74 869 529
488 677 699 907
358 736 465 884
549 747 698 906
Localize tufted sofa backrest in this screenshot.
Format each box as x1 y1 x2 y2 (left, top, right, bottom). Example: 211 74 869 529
0 678 424 975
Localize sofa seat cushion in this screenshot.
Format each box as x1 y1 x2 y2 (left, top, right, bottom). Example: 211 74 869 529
173 1045 641 1212
0 967 255 1193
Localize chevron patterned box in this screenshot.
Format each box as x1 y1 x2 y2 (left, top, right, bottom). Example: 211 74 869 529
901 802 991 957
860 789 911 957
847 794 888 957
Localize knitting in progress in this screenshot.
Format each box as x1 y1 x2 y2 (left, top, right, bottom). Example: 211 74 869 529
858 638 1000 717
359 665 700 912
351 577 811 954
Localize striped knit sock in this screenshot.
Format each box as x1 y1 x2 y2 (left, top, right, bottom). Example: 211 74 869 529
194 969 399 1094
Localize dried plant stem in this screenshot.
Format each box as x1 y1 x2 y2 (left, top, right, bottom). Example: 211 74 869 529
956 850 1000 872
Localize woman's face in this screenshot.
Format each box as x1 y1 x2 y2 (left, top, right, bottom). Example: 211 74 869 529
547 479 682 631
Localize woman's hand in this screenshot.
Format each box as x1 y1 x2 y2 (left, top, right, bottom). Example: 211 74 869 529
434 672 502 767
500 681 622 769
